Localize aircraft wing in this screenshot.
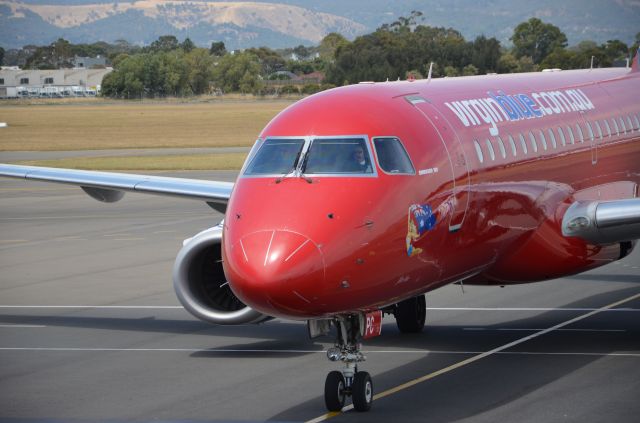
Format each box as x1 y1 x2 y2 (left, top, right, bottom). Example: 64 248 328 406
562 198 640 245
0 164 233 212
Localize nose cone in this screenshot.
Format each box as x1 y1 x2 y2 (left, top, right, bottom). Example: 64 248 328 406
223 230 326 317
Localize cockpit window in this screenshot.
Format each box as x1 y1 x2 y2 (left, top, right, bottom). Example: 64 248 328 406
373 137 415 174
243 138 305 175
303 138 373 174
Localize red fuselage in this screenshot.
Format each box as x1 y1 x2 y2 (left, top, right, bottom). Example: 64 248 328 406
223 67 640 319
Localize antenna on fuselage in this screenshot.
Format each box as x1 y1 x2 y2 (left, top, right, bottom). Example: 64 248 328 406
427 62 434 83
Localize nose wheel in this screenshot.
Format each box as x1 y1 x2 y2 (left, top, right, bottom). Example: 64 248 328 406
324 315 374 412
324 371 346 410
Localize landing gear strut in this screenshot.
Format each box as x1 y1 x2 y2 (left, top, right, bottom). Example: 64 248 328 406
324 314 373 412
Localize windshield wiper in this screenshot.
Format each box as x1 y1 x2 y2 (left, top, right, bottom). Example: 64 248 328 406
298 150 313 183
275 148 303 184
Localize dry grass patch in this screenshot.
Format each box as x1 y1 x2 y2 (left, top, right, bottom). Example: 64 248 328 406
17 153 248 171
0 100 293 151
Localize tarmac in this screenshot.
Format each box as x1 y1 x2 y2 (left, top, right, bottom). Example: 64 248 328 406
1 169 639 422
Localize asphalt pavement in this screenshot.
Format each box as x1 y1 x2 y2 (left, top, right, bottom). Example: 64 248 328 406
1 171 639 422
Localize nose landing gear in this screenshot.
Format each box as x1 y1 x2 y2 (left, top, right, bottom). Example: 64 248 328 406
324 314 373 412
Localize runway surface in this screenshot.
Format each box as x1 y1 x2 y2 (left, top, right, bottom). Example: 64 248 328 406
1 171 639 422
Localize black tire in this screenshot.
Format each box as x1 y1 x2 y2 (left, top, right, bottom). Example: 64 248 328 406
395 294 426 333
324 371 346 411
352 371 373 412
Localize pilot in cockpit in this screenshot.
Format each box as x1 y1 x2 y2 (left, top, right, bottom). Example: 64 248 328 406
345 145 372 173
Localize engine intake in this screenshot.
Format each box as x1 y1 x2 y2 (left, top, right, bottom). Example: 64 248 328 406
173 225 270 325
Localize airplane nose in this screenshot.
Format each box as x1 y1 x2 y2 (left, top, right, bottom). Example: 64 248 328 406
224 229 326 317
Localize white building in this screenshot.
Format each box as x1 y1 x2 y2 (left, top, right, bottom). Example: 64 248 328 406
0 68 113 97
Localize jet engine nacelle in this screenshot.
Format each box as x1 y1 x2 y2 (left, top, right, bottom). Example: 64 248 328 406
172 224 270 325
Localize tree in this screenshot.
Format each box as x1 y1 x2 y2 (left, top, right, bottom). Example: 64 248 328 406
101 50 193 98
319 33 348 62
540 47 578 69
150 35 179 52
571 40 609 68
603 39 629 63
212 51 262 93
0 47 4 66
292 45 311 60
210 41 226 56
470 36 501 73
181 38 195 53
25 38 74 69
510 18 567 64
379 10 423 33
185 48 214 94
462 64 478 76
246 47 286 75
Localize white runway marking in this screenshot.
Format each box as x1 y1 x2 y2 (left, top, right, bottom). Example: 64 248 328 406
0 324 46 328
0 347 638 357
1 305 639 311
463 327 626 332
426 307 640 312
0 305 182 309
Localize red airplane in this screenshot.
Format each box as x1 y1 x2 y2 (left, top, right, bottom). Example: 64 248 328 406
1 51 640 412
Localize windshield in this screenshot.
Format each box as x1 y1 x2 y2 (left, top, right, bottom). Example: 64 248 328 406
243 137 375 177
303 138 373 174
243 138 305 175
373 137 415 174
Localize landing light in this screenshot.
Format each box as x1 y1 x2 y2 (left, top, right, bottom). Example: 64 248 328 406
567 216 590 232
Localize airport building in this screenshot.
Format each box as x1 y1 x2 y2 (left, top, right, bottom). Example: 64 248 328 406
0 67 113 98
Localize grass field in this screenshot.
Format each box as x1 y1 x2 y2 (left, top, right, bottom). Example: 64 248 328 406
0 99 294 151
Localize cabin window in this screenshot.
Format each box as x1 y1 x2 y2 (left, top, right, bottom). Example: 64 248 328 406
603 119 612 138
594 121 603 139
611 118 620 136
528 131 538 153
575 124 585 143
507 134 517 156
485 139 496 161
627 115 634 132
244 138 305 175
305 138 375 174
537 130 547 150
518 133 528 154
547 128 557 148
618 117 627 133
566 126 575 144
496 136 507 159
372 137 414 174
585 121 595 141
474 140 484 163
557 127 566 146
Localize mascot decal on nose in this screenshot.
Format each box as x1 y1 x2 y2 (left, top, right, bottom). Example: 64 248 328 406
405 203 437 257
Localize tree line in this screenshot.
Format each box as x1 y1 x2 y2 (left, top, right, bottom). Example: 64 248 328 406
3 14 639 99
